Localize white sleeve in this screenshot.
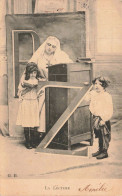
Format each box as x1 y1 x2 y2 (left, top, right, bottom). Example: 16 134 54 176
100 94 113 121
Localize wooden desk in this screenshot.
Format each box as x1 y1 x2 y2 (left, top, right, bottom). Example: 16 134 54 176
45 62 93 150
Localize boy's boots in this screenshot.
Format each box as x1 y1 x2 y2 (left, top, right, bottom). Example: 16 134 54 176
96 149 108 159
92 140 103 157
24 128 32 149
92 148 103 157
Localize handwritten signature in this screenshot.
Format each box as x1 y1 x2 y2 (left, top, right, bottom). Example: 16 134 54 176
79 183 112 192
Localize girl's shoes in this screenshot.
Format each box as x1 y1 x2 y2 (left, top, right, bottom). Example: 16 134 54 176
24 128 32 149
25 143 32 149
30 129 39 148
24 129 45 149
31 142 38 148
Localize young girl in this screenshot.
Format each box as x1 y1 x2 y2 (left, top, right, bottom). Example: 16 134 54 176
88 76 113 159
16 62 41 149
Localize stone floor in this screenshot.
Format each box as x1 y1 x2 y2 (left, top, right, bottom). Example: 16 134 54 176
0 120 122 179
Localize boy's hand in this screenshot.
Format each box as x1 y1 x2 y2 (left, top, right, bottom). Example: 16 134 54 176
100 120 105 126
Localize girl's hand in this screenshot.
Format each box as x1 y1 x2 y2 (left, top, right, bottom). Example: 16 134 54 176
99 120 105 126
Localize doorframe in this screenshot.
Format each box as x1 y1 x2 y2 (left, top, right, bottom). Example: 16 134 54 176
12 30 40 97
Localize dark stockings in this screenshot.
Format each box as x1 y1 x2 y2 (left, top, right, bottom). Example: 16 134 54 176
24 127 32 149
24 127 45 149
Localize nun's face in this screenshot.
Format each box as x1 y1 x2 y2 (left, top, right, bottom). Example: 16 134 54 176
45 41 57 55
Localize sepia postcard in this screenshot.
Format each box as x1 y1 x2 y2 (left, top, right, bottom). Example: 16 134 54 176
0 0 122 195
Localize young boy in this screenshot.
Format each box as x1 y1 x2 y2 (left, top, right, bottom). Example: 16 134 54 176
88 76 113 159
